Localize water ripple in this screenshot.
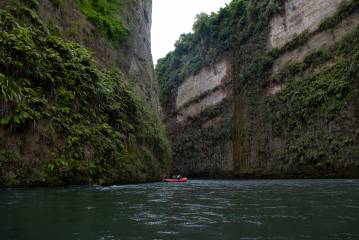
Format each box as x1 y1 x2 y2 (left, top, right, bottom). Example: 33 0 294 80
1 179 359 240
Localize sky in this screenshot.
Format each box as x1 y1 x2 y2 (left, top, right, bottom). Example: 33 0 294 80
152 0 232 65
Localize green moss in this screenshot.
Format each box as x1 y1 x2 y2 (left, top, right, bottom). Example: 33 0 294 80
75 0 128 44
0 6 170 187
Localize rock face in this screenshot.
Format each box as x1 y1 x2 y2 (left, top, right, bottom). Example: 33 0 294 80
117 0 161 113
38 0 161 112
233 0 359 178
175 59 231 123
272 10 359 75
0 0 170 187
269 0 344 49
164 58 233 177
161 0 359 178
176 60 229 109
177 88 230 123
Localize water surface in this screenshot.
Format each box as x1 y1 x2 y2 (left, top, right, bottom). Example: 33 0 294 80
1 179 359 240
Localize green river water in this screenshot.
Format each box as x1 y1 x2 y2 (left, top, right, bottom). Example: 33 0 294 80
1 179 359 240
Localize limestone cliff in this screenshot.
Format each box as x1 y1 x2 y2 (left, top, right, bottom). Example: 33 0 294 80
118 0 160 113
157 0 359 178
0 0 170 186
37 0 160 112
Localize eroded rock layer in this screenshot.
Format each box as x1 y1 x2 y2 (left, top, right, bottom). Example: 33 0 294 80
158 0 359 178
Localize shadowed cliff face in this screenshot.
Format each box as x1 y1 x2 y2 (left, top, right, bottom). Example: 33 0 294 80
117 0 161 113
37 0 161 113
0 0 170 186
158 0 359 178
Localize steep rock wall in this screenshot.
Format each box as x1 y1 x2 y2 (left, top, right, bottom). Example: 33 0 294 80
159 0 359 178
164 58 233 176
235 0 359 177
38 0 161 112
176 60 229 109
117 0 161 113
0 0 170 186
269 0 344 49
167 105 234 177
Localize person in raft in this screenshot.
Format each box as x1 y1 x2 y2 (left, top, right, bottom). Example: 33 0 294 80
172 174 182 180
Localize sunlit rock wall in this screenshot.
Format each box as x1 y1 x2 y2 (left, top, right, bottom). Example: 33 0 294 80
176 88 230 123
165 58 233 177
269 0 344 49
176 60 229 109
173 59 231 123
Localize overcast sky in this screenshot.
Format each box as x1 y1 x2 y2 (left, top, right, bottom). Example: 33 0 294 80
152 0 231 65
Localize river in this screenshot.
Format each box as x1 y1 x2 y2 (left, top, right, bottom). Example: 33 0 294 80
1 179 358 240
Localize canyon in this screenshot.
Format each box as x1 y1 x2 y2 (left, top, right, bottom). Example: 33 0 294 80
1 0 359 187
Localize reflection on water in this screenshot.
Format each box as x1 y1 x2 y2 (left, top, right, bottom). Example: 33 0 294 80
1 179 359 240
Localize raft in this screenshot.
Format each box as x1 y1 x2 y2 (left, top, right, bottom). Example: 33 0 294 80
163 177 188 183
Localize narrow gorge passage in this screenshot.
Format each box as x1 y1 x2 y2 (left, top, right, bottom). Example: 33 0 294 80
1 1 359 239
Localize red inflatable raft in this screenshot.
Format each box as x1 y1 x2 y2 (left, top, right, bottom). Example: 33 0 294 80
163 177 188 183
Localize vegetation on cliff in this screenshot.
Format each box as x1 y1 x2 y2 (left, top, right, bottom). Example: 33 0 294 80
156 0 284 111
156 0 285 177
237 0 359 174
75 0 128 44
268 25 359 172
157 0 359 177
0 2 171 187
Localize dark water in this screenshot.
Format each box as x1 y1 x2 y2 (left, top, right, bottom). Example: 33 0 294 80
1 180 359 240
